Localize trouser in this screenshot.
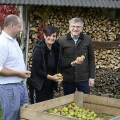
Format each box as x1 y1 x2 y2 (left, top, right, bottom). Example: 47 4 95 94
0 82 29 120
62 81 90 95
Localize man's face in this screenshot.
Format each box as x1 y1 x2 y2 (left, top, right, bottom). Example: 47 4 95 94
12 19 23 38
69 22 83 38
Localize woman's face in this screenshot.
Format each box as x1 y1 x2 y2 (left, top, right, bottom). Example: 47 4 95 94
44 32 57 46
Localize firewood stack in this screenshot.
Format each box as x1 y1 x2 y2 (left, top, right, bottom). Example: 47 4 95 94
95 49 120 69
92 68 120 97
28 6 120 96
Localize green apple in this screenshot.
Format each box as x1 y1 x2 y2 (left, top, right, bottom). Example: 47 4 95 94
68 104 72 109
57 73 62 77
62 107 68 112
81 55 85 61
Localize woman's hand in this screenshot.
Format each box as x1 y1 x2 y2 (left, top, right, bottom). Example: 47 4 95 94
53 74 63 82
47 73 63 82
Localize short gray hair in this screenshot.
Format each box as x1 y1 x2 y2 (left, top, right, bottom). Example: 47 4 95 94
69 18 84 27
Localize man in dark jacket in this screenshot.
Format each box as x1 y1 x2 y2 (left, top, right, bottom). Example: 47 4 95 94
58 17 95 95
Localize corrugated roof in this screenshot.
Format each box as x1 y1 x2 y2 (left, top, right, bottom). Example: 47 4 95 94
0 0 120 8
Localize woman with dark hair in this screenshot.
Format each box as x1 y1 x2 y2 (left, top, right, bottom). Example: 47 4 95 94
27 26 83 103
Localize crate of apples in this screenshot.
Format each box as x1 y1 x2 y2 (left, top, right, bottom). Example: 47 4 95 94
47 102 103 120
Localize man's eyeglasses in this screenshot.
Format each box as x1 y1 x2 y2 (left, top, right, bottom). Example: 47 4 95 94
70 26 82 29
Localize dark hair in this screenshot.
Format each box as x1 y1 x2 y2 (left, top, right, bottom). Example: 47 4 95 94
4 14 19 27
43 26 58 37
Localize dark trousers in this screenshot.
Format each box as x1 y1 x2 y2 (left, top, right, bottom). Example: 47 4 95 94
62 81 90 95
29 86 53 104
29 80 54 104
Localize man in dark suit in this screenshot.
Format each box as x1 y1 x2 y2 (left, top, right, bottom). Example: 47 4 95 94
58 17 95 95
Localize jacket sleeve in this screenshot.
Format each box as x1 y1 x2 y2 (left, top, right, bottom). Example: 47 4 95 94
58 47 72 70
88 38 95 79
31 47 47 79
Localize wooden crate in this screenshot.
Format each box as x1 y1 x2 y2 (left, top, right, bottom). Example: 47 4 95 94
20 91 120 120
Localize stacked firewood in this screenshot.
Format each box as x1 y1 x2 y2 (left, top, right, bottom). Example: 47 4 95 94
91 68 120 97
95 49 120 70
47 7 120 42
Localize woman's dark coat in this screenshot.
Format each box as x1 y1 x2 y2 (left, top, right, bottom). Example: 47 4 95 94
27 39 71 91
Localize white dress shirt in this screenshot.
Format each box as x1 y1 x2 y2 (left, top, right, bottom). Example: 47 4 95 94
0 31 25 84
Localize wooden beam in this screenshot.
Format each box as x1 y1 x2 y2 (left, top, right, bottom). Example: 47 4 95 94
93 41 120 49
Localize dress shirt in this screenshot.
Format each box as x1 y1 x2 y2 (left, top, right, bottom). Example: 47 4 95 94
71 34 79 44
0 31 25 84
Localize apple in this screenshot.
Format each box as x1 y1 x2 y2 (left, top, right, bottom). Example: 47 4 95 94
57 73 62 77
57 73 63 81
81 55 85 61
47 102 104 120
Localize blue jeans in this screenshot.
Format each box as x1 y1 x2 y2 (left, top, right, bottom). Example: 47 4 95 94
0 82 29 120
62 81 90 95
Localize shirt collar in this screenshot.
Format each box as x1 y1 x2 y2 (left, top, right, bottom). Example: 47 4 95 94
71 34 80 40
2 31 16 41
